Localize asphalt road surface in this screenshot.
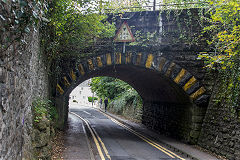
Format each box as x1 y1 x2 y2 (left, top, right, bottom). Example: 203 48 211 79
69 107 186 160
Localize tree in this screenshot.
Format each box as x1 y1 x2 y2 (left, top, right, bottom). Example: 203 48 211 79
90 77 132 100
199 0 240 108
42 0 116 62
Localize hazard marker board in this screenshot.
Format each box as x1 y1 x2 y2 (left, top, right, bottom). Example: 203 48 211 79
114 22 135 42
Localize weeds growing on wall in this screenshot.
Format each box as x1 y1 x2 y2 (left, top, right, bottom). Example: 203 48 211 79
198 0 240 117
32 98 58 126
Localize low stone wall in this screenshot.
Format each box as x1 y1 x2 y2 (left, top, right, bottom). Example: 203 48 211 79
0 29 49 159
32 116 55 159
198 78 240 160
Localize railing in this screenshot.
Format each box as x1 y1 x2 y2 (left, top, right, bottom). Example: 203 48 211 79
104 1 208 13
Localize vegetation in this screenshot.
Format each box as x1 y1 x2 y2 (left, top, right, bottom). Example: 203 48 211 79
198 0 240 116
88 97 98 102
90 77 143 121
32 98 58 126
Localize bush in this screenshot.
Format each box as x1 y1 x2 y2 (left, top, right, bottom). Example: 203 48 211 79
88 97 98 102
32 98 58 124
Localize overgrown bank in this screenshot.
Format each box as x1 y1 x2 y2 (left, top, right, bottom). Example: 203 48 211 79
90 77 143 122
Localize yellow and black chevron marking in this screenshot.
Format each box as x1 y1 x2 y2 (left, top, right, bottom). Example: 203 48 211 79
78 64 85 76
158 57 166 72
106 53 112 65
97 56 103 68
56 83 64 95
125 53 132 64
174 69 187 84
165 62 176 77
70 70 76 81
87 59 94 70
56 53 206 101
145 54 154 68
63 76 70 87
136 53 142 65
115 53 122 64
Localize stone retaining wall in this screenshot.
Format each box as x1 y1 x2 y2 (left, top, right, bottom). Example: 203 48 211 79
198 77 240 160
0 29 49 159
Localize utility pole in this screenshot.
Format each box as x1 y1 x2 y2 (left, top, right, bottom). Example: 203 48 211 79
153 0 156 11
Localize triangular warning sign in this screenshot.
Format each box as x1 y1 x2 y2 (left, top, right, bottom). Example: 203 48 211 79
114 22 135 42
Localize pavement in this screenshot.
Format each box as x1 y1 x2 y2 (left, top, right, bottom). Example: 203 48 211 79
63 113 94 160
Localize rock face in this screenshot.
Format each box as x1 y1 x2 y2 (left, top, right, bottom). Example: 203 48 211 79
198 77 240 160
0 29 49 159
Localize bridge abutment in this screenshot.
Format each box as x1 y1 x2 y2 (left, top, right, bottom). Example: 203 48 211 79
142 101 206 144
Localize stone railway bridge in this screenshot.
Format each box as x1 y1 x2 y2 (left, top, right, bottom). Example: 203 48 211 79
55 9 213 144
1 8 239 160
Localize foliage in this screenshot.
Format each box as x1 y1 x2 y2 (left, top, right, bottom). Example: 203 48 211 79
199 0 240 69
103 0 148 13
90 76 143 120
0 0 48 58
41 0 116 64
88 97 98 102
109 89 142 115
90 76 132 100
198 0 240 114
32 98 58 123
158 0 208 9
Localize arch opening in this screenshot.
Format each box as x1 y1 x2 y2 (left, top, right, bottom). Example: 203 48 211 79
55 53 208 144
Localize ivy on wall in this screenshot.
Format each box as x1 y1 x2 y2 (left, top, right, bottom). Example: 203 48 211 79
0 0 48 59
198 0 240 117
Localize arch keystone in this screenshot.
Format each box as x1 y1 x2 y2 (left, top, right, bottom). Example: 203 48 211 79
96 57 103 67
190 87 206 100
183 76 197 91
145 54 154 68
56 84 64 95
174 68 187 84
78 64 85 75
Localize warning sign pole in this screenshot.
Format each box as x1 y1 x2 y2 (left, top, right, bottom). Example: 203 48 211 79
123 42 126 54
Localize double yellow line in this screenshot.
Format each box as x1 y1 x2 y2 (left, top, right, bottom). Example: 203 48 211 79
70 112 111 160
99 110 185 160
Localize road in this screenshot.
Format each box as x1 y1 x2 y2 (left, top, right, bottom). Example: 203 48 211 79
68 107 186 160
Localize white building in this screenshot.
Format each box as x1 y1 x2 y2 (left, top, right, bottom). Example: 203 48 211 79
69 79 98 108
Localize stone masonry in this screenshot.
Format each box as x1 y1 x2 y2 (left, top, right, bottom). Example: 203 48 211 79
0 29 49 159
198 76 240 160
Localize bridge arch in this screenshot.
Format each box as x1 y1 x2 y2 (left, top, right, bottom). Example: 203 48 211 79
55 52 209 144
